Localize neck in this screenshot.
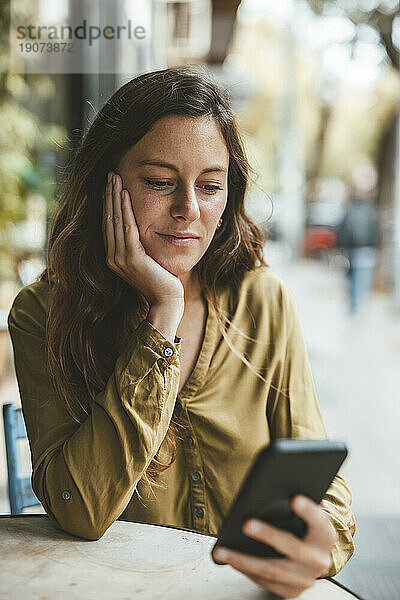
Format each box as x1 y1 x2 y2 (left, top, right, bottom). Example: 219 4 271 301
179 269 203 304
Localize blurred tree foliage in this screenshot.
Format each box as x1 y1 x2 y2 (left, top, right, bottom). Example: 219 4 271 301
304 0 400 209
231 18 282 195
0 1 66 281
230 7 399 198
307 1 399 70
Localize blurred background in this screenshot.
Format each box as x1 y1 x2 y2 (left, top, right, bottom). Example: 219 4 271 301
0 1 399 598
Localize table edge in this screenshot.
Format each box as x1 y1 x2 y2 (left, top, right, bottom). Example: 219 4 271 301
325 577 366 600
0 514 218 539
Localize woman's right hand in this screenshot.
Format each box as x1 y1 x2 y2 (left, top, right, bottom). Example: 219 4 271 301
102 171 185 307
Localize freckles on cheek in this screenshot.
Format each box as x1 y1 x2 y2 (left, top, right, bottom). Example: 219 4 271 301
129 189 156 220
142 209 168 240
124 181 145 205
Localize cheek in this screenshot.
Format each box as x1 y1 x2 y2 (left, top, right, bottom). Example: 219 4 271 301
128 187 161 228
206 199 227 227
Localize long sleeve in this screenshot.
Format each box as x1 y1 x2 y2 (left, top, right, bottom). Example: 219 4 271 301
7 284 181 541
266 282 356 577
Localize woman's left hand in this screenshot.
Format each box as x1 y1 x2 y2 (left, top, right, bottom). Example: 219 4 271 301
212 495 338 599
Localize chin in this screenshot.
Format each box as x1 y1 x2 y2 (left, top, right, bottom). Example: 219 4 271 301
151 252 198 276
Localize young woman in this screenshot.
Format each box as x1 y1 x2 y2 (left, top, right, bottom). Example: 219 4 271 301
8 65 355 598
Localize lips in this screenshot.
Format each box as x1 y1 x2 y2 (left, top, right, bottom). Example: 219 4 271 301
157 233 198 239
156 233 198 246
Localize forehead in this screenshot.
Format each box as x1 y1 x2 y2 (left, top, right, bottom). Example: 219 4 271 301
123 115 229 169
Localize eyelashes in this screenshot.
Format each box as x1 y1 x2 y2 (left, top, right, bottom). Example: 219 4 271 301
144 178 224 195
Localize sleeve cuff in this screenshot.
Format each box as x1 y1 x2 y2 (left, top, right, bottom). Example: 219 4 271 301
134 318 181 367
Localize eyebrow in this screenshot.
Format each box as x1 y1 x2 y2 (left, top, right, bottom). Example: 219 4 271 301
137 159 227 174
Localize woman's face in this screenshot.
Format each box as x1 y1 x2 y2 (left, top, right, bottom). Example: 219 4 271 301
117 115 229 278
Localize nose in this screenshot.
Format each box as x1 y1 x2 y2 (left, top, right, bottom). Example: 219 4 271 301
170 183 201 222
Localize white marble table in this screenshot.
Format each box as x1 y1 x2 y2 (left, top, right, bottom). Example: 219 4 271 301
0 516 358 599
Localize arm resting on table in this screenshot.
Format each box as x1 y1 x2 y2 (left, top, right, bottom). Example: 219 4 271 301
7 286 181 540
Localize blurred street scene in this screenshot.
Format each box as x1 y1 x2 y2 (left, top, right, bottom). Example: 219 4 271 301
269 244 400 600
1 1 399 599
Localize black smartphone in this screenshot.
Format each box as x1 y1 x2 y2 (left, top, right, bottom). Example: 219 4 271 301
212 438 348 564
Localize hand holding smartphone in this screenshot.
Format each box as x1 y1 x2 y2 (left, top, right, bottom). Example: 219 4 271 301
212 439 348 564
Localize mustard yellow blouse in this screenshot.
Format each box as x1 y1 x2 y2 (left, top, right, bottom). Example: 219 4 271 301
7 267 355 577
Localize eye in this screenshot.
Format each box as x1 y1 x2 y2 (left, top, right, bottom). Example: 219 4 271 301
144 179 174 190
199 184 224 194
144 178 224 195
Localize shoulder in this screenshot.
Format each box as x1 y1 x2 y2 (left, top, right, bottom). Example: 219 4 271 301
222 267 297 342
8 280 49 335
238 267 294 313
235 267 301 336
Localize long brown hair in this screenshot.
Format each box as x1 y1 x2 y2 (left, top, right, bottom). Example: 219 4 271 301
38 65 269 491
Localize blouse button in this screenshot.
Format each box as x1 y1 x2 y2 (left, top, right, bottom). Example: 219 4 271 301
191 471 201 482
62 490 71 501
186 436 194 447
195 507 204 519
175 401 182 413
163 347 173 357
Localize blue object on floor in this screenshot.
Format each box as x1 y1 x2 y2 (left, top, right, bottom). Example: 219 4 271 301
2 403 40 514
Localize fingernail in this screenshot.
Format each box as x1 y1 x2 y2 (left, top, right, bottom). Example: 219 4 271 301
113 174 116 185
107 172 112 183
295 496 307 510
215 549 229 561
246 520 261 534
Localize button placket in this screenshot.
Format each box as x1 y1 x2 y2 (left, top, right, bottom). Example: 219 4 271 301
184 427 207 530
